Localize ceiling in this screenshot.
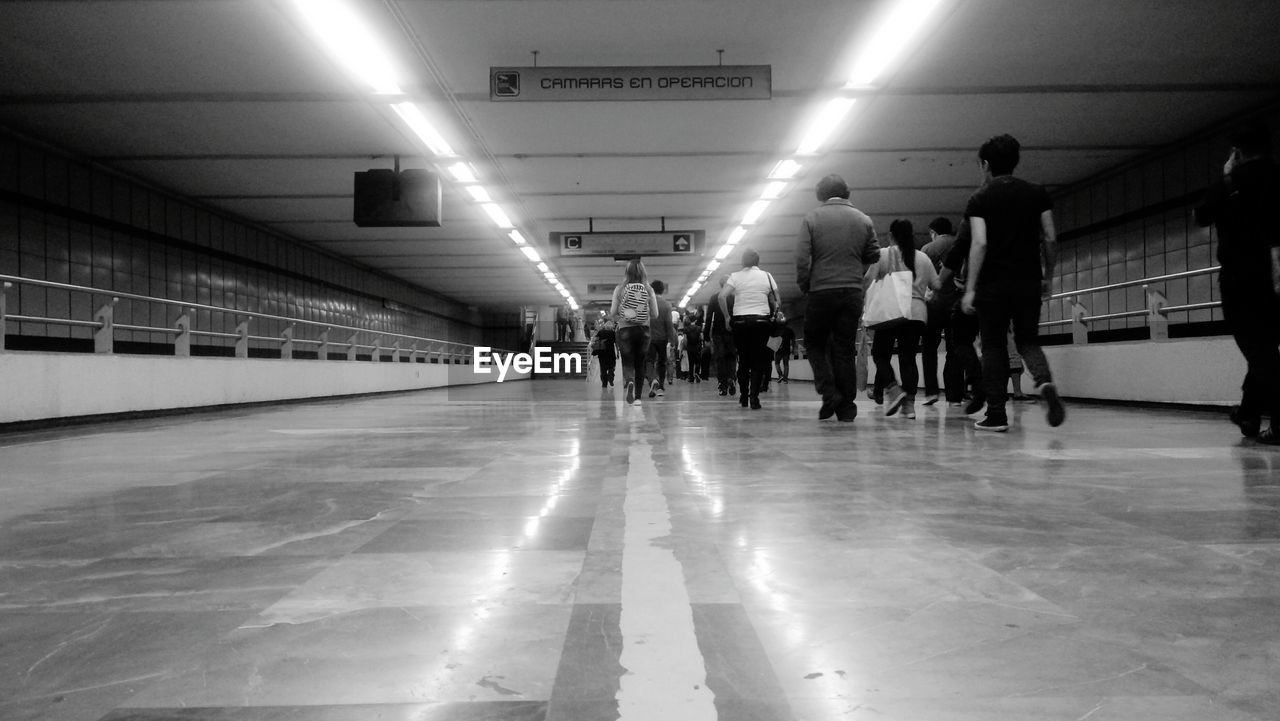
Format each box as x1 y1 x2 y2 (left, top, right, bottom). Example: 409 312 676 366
3 0 1279 313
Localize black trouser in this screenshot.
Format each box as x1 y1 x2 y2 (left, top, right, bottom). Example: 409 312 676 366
774 349 790 381
945 303 981 403
598 349 616 386
712 333 737 391
975 293 1053 416
803 288 863 408
616 325 650 390
1222 286 1280 421
731 316 774 399
872 320 924 397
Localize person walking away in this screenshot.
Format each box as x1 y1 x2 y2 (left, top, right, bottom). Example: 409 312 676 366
646 280 677 398
960 133 1066 432
591 319 618 388
720 248 780 410
919 217 957 405
684 312 704 384
555 304 573 342
773 321 796 383
610 259 659 405
1194 122 1280 444
935 218 982 406
866 219 937 419
796 174 882 421
706 276 738 397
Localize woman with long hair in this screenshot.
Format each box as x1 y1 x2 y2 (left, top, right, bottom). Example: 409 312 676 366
867 219 938 419
609 258 660 405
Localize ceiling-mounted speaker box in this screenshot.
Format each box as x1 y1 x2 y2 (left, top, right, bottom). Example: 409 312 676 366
353 169 442 227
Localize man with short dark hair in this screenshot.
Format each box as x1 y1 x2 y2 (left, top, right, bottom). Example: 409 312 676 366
796 174 881 421
1195 122 1280 444
960 134 1065 432
705 275 737 396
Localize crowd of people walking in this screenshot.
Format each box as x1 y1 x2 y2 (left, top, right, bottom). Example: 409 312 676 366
585 130 1278 442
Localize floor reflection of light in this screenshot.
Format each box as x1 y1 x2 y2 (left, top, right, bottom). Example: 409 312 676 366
680 443 725 519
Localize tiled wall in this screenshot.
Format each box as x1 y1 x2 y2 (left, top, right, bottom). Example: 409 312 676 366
0 129 487 355
1044 106 1280 337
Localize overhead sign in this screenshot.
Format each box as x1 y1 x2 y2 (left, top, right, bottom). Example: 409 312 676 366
553 231 704 257
491 66 771 102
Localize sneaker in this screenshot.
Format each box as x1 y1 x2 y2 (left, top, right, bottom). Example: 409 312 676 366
922 394 940 406
655 385 665 397
1038 382 1066 427
902 398 916 419
625 382 635 405
963 395 986 415
1230 406 1261 438
648 381 657 399
1258 427 1280 446
718 388 728 396
739 394 749 407
884 383 906 417
836 403 858 422
975 415 1009 432
728 382 737 396
750 396 762 410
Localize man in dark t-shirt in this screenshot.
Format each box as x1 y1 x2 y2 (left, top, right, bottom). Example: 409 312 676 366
960 134 1065 432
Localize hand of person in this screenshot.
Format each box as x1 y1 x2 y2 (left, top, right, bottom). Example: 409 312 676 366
961 290 976 315
929 276 943 291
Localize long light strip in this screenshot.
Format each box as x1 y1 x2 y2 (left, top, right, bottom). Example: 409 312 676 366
295 0 576 306
683 0 946 305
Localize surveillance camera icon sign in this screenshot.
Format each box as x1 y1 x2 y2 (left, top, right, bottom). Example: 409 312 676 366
493 71 520 97
564 235 582 250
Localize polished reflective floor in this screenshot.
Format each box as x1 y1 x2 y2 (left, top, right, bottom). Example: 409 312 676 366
1 378 1278 721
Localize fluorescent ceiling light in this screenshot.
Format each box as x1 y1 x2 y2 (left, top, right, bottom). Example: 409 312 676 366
391 102 455 157
795 97 857 155
558 288 571 298
707 260 721 272
482 203 514 229
742 200 770 226
447 162 477 183
768 159 802 180
536 262 549 272
678 299 689 309
294 0 403 95
714 244 734 261
520 246 541 262
762 181 787 200
466 185 492 203
543 272 557 280
844 0 945 88
508 230 527 245
726 226 748 246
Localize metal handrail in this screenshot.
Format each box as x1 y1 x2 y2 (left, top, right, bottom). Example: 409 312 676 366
0 274 507 359
1048 265 1219 301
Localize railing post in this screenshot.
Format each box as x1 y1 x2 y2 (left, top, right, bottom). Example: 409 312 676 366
0 281 10 351
347 333 359 361
391 339 402 363
281 324 295 360
1145 286 1169 341
371 335 382 362
409 342 420 363
1070 299 1089 345
235 317 251 358
174 308 192 357
317 328 330 361
94 297 118 354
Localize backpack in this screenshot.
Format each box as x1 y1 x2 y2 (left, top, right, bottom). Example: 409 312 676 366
619 283 650 325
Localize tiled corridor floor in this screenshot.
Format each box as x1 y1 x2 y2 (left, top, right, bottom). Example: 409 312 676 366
1 379 1278 720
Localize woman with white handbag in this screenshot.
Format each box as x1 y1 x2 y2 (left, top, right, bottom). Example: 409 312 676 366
864 219 938 418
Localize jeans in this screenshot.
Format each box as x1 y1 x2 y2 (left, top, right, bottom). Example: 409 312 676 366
872 320 925 397
647 338 670 388
617 325 651 390
945 303 981 403
920 318 944 396
975 293 1053 415
803 288 863 408
731 317 774 399
712 334 737 391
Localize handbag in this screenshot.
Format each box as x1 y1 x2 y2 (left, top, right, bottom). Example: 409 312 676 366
766 273 785 329
863 247 913 330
